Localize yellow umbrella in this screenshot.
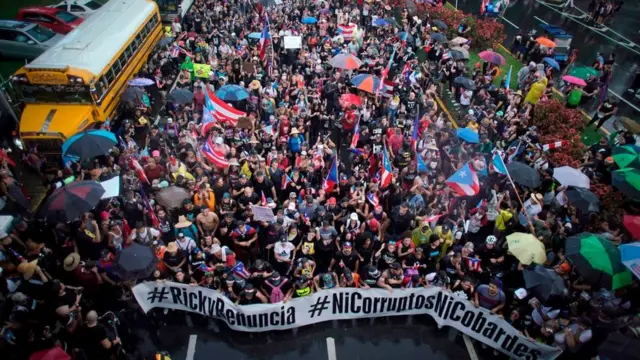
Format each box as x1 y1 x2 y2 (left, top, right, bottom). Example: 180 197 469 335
506 233 547 265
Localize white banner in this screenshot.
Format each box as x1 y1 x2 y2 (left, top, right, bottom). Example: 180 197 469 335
283 36 302 49
133 282 561 360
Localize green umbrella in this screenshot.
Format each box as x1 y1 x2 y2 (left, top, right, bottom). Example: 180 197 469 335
612 145 640 169
612 168 640 200
565 232 632 290
568 66 600 80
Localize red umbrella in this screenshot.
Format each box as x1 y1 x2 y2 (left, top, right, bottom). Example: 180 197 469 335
340 93 362 108
624 215 640 239
0 150 15 167
30 347 70 360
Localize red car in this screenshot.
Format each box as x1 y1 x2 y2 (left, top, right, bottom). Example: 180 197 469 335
17 6 83 34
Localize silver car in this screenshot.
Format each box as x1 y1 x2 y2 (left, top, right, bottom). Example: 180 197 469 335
0 20 63 60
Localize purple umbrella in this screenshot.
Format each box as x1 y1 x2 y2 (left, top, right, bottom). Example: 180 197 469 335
127 78 155 87
478 50 506 66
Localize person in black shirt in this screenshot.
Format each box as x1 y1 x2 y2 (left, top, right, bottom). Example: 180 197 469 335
587 98 617 129
237 187 260 212
385 203 414 240
252 170 277 200
329 242 360 275
421 235 442 273
82 310 119 360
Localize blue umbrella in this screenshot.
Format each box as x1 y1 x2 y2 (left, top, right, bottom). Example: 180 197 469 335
215 84 249 101
456 128 479 143
621 243 640 280
543 57 560 71
248 32 262 39
373 18 389 27
62 129 118 160
127 78 155 87
301 16 318 24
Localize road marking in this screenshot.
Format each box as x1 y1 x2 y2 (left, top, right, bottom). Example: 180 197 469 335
608 89 640 113
462 334 479 360
186 334 197 360
535 0 640 56
500 16 520 29
326 337 337 360
562 2 639 45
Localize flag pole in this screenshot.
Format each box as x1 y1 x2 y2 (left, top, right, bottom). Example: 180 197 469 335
497 152 534 229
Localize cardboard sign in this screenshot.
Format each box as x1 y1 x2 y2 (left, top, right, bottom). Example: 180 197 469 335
193 63 211 78
251 205 275 222
283 36 302 49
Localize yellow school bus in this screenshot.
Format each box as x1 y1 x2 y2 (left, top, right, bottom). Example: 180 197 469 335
12 0 162 162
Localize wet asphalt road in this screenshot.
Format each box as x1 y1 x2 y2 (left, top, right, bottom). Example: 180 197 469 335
123 309 473 360
454 0 640 120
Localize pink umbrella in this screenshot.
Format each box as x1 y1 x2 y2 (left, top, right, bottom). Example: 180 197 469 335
562 75 587 87
478 50 505 65
30 347 70 360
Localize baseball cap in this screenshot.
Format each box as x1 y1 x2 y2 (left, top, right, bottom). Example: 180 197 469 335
390 262 401 270
343 242 353 248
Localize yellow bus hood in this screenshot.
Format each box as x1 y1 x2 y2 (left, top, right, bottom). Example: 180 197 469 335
20 104 94 139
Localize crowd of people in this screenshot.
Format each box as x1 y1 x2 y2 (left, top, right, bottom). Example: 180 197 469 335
1 0 640 359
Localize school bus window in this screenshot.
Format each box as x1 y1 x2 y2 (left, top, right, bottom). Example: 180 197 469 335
133 36 141 49
105 68 115 84
141 26 148 37
124 45 132 59
113 58 123 73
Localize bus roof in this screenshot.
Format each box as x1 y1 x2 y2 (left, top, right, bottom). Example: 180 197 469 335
24 0 157 76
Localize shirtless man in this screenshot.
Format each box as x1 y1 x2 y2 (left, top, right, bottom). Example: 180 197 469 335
196 207 219 236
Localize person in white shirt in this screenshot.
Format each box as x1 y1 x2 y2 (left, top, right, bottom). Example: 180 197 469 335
128 221 160 245
273 236 296 274
460 89 473 106
175 232 197 254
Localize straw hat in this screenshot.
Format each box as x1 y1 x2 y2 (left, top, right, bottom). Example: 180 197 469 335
530 193 543 204
514 90 523 97
249 80 261 90
229 159 240 166
166 242 179 253
175 215 193 228
63 253 81 272
290 128 300 135
249 136 260 144
17 260 38 280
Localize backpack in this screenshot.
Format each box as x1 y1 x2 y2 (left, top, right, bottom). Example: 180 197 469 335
264 278 288 303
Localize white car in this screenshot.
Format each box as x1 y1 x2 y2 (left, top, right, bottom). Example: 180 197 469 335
50 0 103 19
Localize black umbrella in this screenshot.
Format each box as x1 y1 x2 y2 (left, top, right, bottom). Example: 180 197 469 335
404 0 417 15
122 86 144 102
506 161 542 188
449 50 466 61
39 181 105 222
167 88 194 105
432 20 448 30
523 265 567 301
157 37 174 48
113 243 157 281
430 33 448 43
565 187 600 213
453 76 476 90
260 0 277 7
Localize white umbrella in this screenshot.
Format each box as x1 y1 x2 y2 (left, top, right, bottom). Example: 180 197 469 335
553 166 590 188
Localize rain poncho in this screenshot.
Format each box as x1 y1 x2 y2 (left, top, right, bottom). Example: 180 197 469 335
524 77 548 105
181 56 195 77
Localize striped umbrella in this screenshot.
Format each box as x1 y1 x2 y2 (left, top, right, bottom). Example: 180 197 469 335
612 145 640 169
350 74 381 94
329 54 363 70
39 181 105 222
566 232 632 290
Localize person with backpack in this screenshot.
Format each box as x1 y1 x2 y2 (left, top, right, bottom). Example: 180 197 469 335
261 271 291 303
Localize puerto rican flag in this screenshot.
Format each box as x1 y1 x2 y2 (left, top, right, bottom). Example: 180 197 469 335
281 173 293 190
380 80 394 98
338 23 357 40
379 145 393 188
261 191 267 206
465 257 481 272
202 88 245 127
410 111 420 152
323 156 338 192
491 151 508 175
541 141 566 151
259 15 270 62
402 62 412 84
202 137 229 169
350 119 360 149
171 44 180 58
129 158 149 184
446 163 480 196
367 192 379 207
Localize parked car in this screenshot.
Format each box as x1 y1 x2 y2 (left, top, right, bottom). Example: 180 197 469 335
16 6 83 34
0 20 63 60
50 0 103 19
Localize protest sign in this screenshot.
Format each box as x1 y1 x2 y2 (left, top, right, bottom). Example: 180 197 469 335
133 282 562 360
283 36 302 49
250 205 275 222
193 63 211 78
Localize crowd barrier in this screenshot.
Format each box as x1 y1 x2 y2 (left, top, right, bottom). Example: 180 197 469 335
133 282 562 359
